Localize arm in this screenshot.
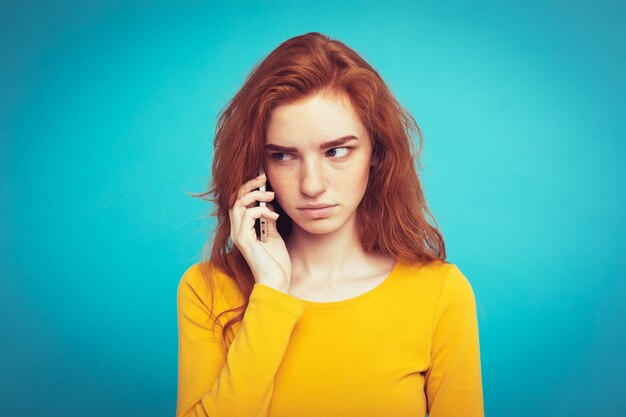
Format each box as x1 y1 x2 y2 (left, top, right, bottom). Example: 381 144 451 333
424 265 484 417
176 264 305 417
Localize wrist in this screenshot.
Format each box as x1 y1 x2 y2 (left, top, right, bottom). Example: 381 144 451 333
258 281 290 294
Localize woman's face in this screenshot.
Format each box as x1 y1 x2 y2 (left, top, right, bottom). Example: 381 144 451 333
264 90 375 236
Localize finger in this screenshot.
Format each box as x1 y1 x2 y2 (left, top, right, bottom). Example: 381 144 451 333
265 203 280 236
240 190 275 209
237 206 279 240
230 176 269 231
237 175 268 199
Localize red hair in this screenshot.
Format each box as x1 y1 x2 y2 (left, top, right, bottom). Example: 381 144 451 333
192 32 446 346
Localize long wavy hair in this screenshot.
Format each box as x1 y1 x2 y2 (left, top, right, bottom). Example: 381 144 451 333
192 32 446 347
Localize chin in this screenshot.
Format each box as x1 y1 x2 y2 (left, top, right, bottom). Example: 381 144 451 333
300 223 338 235
292 215 348 236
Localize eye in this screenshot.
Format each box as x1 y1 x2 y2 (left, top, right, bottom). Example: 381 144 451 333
270 152 295 162
327 147 351 158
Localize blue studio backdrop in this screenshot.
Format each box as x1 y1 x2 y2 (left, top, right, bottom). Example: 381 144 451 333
1 1 624 416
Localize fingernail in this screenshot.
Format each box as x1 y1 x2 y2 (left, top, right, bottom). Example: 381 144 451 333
266 191 274 195
257 173 266 179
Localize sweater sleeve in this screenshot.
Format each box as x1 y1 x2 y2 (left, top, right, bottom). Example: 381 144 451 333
424 264 484 417
176 264 306 417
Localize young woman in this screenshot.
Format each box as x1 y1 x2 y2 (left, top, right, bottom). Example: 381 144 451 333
176 32 484 417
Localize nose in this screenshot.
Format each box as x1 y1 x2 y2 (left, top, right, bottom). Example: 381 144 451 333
299 159 326 197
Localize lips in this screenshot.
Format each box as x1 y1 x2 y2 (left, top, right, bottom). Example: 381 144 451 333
298 204 337 219
298 204 335 210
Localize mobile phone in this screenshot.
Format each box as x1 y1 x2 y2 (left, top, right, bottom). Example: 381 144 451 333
255 166 269 242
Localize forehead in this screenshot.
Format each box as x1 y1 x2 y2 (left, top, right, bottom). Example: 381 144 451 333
266 91 368 146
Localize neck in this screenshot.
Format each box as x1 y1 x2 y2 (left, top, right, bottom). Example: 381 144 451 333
286 218 366 285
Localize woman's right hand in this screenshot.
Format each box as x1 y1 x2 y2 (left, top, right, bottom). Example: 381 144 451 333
228 173 291 292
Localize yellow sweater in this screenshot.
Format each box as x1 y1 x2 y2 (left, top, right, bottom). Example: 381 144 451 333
176 258 484 417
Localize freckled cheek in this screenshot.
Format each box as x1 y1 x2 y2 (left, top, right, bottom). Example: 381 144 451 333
343 163 371 187
268 175 297 207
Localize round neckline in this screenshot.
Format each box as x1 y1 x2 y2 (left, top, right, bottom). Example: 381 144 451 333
296 257 401 310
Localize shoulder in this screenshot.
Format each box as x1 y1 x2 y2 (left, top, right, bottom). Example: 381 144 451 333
177 260 245 314
422 261 473 292
421 261 477 320
398 259 476 306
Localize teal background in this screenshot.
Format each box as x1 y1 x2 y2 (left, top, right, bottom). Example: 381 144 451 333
1 1 624 416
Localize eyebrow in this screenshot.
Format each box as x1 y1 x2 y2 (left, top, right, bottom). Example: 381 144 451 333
264 135 359 153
